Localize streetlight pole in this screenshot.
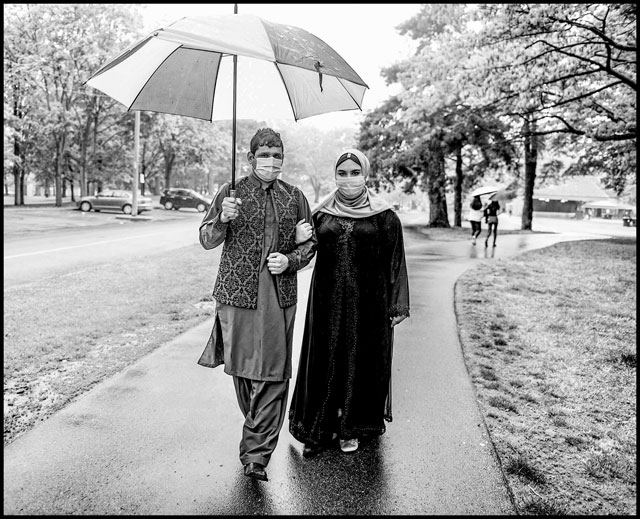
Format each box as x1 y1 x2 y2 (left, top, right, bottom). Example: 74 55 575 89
132 110 140 216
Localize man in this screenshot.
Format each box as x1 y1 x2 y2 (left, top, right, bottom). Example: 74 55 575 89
197 128 316 482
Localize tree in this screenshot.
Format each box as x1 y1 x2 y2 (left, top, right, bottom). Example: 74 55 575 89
479 4 636 142
388 3 636 230
4 3 144 204
279 122 357 203
357 5 516 227
469 3 636 228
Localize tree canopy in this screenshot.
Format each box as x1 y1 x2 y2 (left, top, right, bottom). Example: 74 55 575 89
355 3 636 228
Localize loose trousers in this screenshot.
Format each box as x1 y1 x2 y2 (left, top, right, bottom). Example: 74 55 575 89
233 376 289 467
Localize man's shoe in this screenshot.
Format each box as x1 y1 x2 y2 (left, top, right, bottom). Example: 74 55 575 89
244 462 268 481
302 442 325 458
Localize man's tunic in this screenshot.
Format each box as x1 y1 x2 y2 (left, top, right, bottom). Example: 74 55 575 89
197 173 316 381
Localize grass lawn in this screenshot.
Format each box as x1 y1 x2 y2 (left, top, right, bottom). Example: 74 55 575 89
455 237 636 515
3 243 219 446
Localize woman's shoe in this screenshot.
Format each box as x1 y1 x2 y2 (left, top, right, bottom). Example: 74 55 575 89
339 438 359 453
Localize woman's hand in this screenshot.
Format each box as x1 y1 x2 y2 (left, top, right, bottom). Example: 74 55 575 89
295 219 313 244
390 315 407 327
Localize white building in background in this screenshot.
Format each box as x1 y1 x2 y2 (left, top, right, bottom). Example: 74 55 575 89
508 175 627 219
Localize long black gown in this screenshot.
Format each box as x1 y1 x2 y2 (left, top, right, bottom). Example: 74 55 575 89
289 208 410 445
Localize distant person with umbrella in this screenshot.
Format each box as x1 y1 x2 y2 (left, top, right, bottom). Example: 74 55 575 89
196 127 317 482
483 199 501 247
288 148 410 457
468 195 484 245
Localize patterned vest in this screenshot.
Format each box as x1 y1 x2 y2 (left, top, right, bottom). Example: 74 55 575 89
213 176 299 309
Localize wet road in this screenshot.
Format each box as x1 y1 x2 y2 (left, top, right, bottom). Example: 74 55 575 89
3 216 633 514
3 210 203 288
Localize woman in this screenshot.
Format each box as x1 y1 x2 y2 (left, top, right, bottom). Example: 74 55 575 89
484 199 501 247
468 195 483 246
289 148 410 456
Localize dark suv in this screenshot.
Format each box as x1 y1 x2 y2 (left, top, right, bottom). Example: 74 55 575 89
160 188 212 212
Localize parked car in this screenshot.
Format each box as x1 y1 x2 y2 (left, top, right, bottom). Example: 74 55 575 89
622 210 636 227
160 188 212 212
77 190 154 214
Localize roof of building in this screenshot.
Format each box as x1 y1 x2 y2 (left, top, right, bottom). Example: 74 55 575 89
534 175 617 201
582 199 636 210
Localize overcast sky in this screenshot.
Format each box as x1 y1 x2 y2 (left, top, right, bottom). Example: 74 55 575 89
140 3 420 130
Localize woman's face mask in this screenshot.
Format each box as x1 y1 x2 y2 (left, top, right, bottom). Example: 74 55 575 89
336 176 366 198
335 158 366 198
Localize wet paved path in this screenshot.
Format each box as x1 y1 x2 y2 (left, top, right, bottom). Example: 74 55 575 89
4 217 629 514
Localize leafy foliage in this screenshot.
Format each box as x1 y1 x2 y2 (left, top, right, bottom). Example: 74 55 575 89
356 3 635 229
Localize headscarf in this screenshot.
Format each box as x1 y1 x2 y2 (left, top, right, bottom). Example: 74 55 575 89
314 148 392 218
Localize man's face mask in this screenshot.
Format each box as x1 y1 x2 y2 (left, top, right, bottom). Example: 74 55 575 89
254 157 283 182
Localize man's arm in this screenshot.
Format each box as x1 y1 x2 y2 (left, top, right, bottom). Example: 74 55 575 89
199 183 231 250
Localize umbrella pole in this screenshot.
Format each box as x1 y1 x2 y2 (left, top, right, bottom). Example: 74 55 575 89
230 3 238 197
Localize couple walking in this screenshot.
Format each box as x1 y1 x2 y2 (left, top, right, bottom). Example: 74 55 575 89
469 195 501 247
197 128 410 482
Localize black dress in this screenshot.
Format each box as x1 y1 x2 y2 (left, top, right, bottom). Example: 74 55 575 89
289 209 410 445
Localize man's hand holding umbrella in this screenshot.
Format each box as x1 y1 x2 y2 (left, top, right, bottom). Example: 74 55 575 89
220 196 242 223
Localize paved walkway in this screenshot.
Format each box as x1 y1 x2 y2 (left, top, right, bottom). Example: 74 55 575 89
3 217 628 514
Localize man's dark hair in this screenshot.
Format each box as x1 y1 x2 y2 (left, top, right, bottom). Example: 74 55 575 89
250 128 284 155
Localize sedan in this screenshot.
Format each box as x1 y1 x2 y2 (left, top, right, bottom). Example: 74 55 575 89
77 190 154 214
160 188 212 212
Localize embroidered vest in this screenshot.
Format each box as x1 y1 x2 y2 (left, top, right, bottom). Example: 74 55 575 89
213 176 299 309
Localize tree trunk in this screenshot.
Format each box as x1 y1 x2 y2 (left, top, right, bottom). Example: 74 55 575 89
309 176 322 203
79 107 92 197
454 144 463 227
55 135 65 207
13 137 22 206
428 150 450 227
164 153 175 189
19 171 26 204
521 114 538 230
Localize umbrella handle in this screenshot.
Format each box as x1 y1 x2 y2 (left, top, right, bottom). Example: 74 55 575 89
229 189 236 201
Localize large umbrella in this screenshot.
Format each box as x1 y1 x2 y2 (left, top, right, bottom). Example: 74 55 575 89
84 7 369 198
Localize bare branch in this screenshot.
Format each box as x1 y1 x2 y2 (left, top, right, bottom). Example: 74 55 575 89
538 40 636 90
548 15 637 53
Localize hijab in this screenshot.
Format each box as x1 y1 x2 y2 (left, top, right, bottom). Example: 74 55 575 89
314 148 392 218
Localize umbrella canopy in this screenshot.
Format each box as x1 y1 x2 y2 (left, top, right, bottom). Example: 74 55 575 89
469 186 499 198
489 189 517 201
85 13 369 122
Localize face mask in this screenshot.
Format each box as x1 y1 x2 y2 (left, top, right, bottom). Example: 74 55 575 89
254 157 283 182
336 176 366 198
